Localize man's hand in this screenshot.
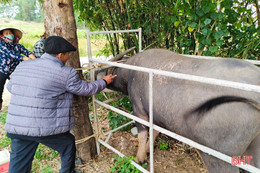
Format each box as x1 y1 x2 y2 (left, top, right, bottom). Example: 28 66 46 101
22 57 30 61
103 74 117 85
29 54 36 59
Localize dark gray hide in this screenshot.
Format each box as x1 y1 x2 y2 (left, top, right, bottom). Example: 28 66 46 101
106 49 260 173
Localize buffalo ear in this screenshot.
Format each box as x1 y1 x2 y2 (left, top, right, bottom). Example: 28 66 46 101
109 47 136 62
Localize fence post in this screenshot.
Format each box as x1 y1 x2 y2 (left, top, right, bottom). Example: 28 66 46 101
139 28 142 52
87 29 100 154
149 72 154 173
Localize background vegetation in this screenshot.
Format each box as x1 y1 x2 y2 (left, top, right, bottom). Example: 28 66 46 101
74 0 259 59
0 0 43 22
1 0 259 58
0 18 108 57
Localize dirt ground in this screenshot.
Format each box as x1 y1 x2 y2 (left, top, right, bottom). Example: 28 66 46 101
1 86 208 173
77 130 208 173
75 107 208 173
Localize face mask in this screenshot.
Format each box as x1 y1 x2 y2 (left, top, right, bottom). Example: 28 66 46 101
4 34 14 43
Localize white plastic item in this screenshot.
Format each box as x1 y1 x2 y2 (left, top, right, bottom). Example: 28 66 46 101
0 150 10 165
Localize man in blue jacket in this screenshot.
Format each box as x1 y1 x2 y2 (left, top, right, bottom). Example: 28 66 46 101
5 36 116 173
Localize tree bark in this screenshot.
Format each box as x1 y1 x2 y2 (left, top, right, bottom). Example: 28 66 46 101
43 0 97 162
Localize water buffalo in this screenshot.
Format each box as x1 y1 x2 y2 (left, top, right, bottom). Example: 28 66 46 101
99 48 260 173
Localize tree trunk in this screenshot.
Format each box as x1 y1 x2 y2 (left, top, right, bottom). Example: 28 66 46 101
43 0 97 162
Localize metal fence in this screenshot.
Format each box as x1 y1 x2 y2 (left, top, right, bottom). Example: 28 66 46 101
86 29 260 173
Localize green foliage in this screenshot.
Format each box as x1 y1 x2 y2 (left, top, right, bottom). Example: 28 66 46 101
0 0 44 22
88 92 110 106
0 134 11 149
96 42 112 57
0 112 10 149
0 0 12 3
0 111 7 124
74 0 259 59
34 144 59 161
40 166 53 173
118 96 132 111
0 19 106 57
110 155 147 173
159 140 168 150
93 93 133 131
107 111 131 131
14 0 42 22
107 96 133 131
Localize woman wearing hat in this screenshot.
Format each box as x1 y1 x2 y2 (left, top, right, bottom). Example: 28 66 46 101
0 27 36 110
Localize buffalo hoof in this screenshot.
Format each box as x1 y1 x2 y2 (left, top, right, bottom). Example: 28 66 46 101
135 156 147 165
138 160 148 165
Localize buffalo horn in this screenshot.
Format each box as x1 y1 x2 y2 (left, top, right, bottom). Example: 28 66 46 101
109 46 136 62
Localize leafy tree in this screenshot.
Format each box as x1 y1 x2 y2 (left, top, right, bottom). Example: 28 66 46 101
0 1 19 18
14 0 43 22
0 0 11 3
0 0 44 22
74 0 259 59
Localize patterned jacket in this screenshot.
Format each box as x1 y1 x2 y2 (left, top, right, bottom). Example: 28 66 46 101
33 37 45 58
5 53 107 136
0 40 32 76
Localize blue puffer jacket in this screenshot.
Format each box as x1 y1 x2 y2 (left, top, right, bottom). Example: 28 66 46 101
5 53 106 137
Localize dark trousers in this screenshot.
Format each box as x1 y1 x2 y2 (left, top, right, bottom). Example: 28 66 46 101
0 72 8 103
7 131 76 173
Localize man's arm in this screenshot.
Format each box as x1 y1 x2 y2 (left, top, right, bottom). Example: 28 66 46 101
66 69 116 96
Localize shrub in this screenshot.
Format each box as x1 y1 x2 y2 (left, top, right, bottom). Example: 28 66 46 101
159 140 168 150
110 155 147 173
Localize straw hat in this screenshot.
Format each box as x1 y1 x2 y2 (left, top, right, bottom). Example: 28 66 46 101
0 27 23 39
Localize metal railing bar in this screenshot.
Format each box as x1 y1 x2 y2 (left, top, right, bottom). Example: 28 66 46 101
153 124 260 172
104 120 135 136
95 99 260 172
87 28 260 173
95 100 150 127
87 28 143 161
89 58 260 93
89 29 140 35
183 54 260 65
138 28 142 52
105 133 112 143
149 72 154 173
102 96 123 104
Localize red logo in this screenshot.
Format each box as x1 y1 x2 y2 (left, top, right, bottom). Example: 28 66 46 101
231 156 252 165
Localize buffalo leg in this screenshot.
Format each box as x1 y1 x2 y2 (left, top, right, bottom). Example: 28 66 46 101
136 130 148 164
146 129 160 153
131 103 149 163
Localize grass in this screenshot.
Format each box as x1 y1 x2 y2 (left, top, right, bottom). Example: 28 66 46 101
110 155 147 173
0 112 10 150
0 18 108 57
